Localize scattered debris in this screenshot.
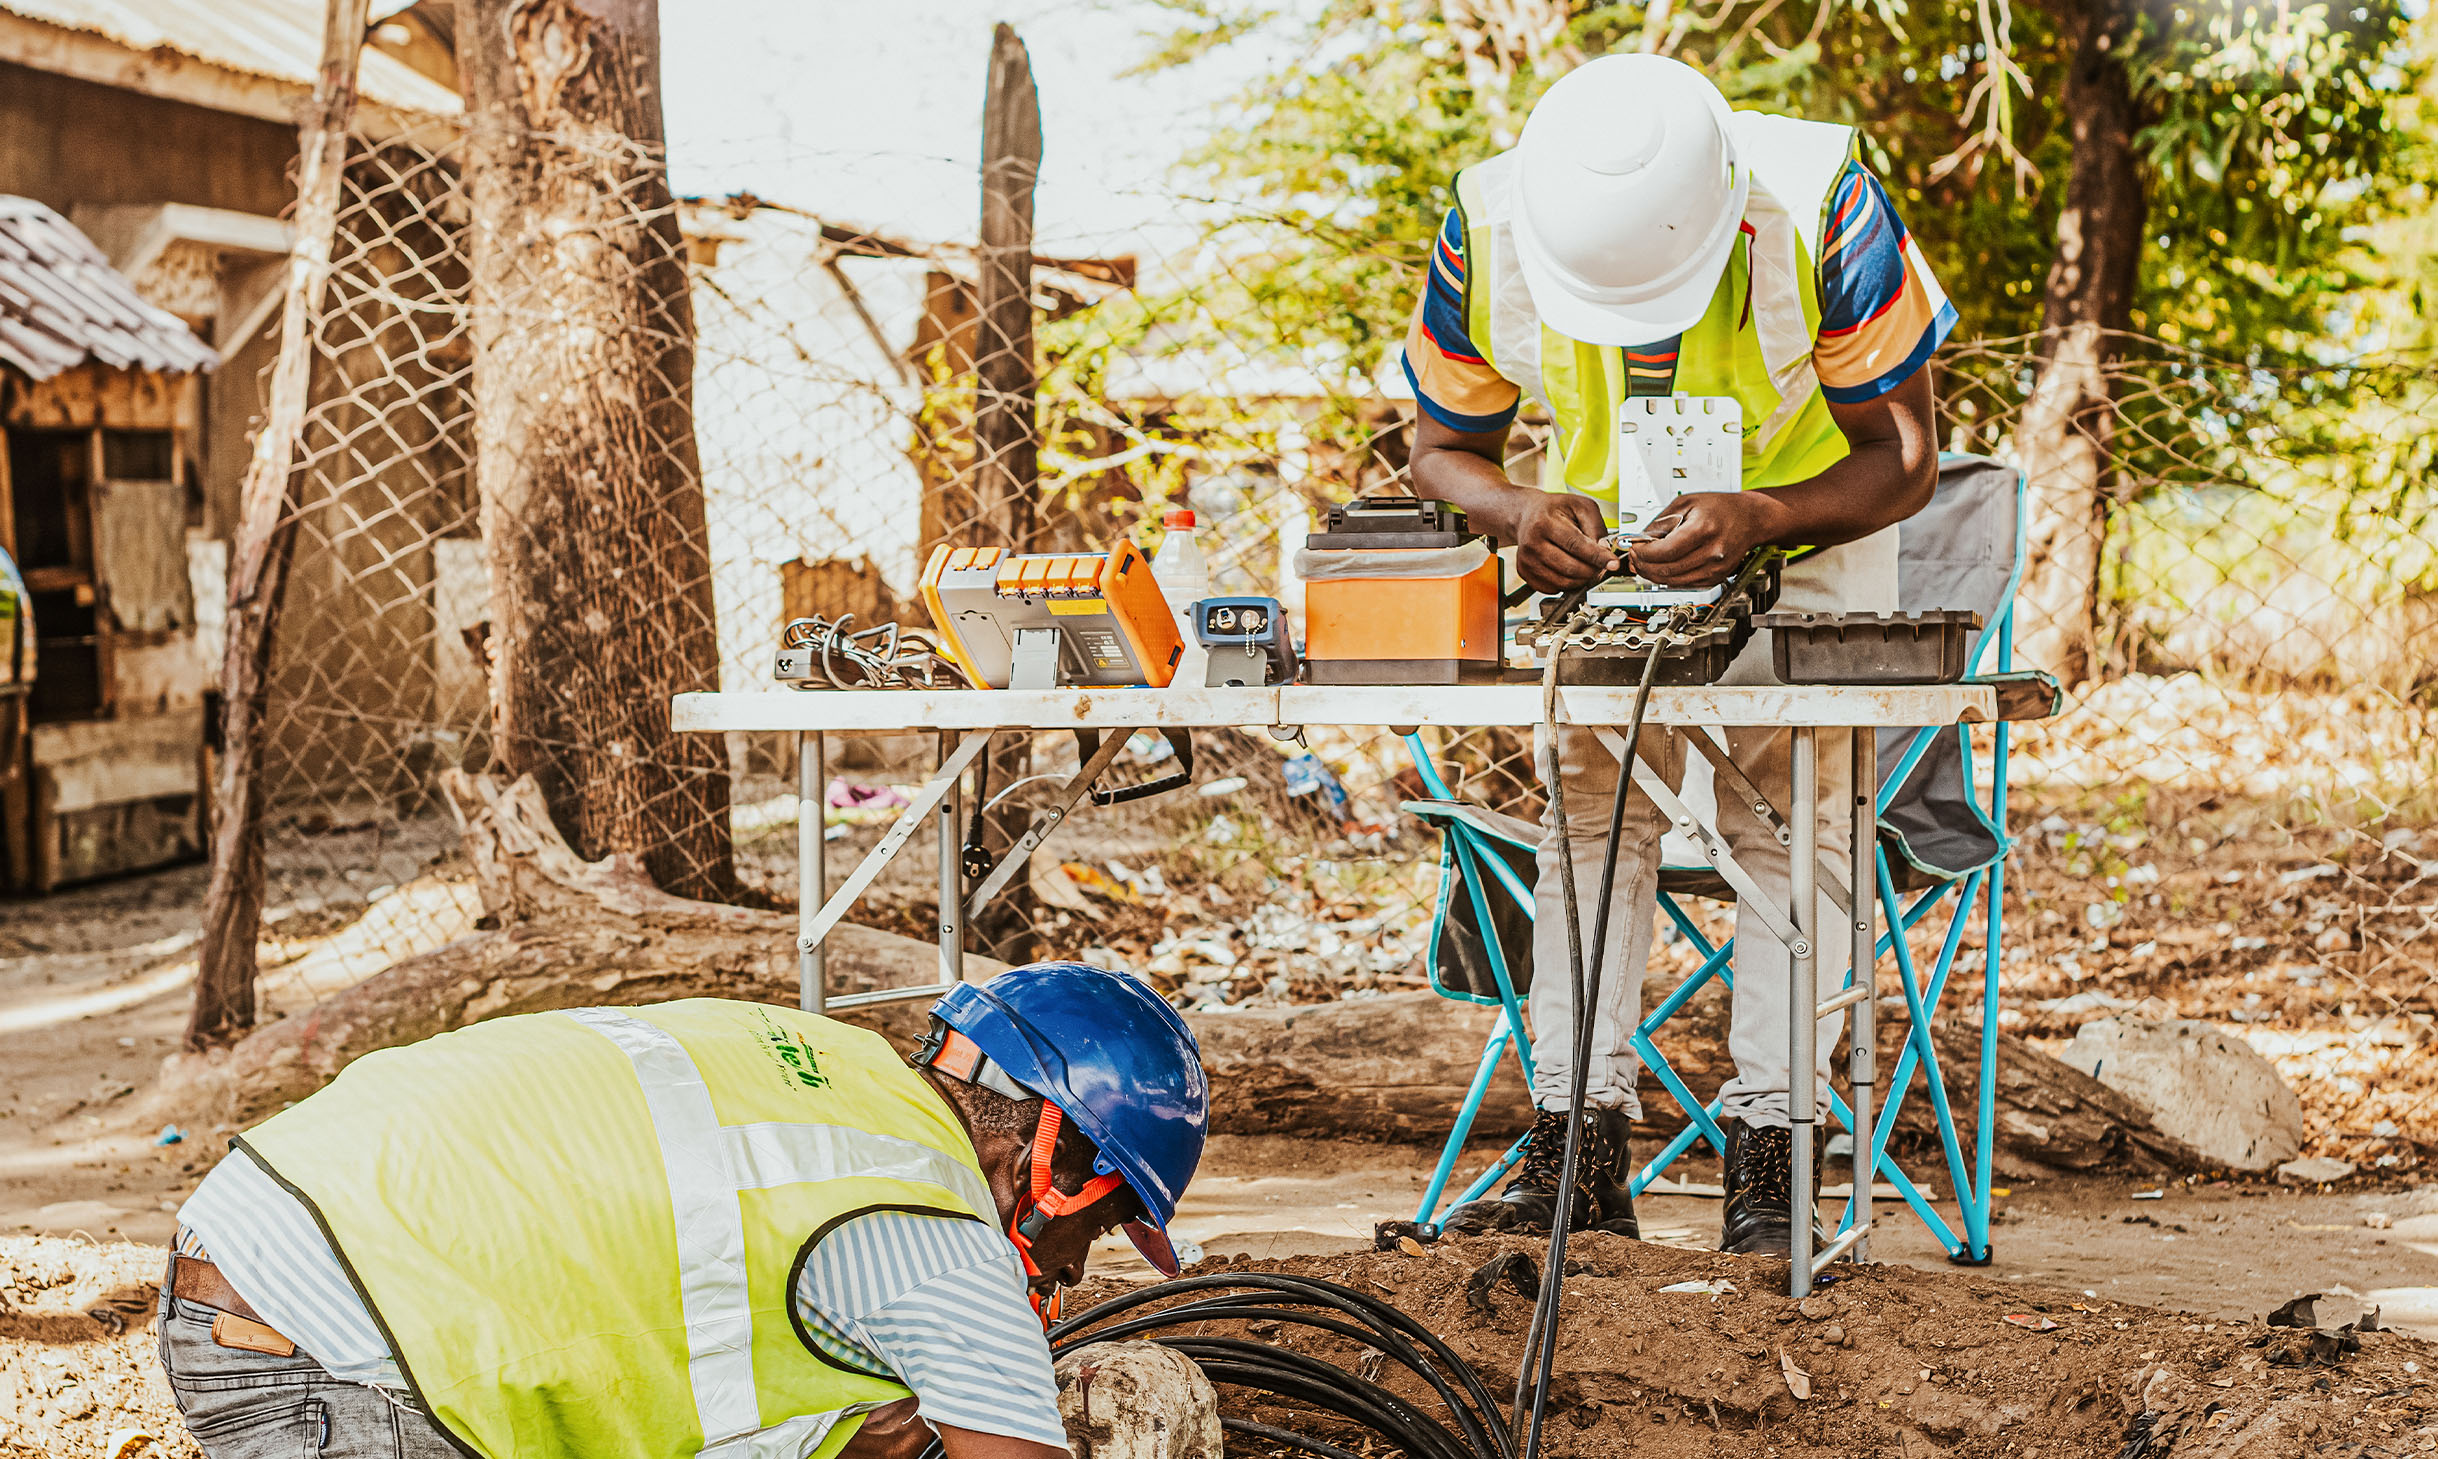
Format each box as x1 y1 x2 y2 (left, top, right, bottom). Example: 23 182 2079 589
1658 1278 1737 1297
1463 1251 1539 1314
1281 754 1350 820
1779 1349 1812 1400
823 779 908 817
2132 1188 2165 1200
1371 1220 1438 1250
2004 1314 2062 1331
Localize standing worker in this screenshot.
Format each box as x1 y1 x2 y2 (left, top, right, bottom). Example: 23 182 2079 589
1407 55 1955 1253
157 963 1208 1459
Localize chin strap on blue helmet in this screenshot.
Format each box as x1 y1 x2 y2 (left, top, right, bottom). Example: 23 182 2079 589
916 962 1209 1320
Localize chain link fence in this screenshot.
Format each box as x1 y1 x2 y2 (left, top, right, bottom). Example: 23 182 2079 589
226 116 2438 1168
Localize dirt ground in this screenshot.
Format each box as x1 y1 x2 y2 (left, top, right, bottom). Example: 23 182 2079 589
9 1133 2436 1457
9 789 2438 1455
17 1199 2424 1459
1070 1234 2434 1458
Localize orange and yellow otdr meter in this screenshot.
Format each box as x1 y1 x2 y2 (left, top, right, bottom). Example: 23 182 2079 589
919 541 1184 689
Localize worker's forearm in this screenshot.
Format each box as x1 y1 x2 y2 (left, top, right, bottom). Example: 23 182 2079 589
1744 435 1933 551
1407 442 1537 543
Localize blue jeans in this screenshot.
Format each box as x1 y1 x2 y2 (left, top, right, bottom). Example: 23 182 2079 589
155 1262 458 1459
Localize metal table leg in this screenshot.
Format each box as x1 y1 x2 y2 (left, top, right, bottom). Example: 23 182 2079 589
1789 726 1819 1297
798 730 992 956
937 731 966 984
799 730 826 1014
1847 727 1877 1261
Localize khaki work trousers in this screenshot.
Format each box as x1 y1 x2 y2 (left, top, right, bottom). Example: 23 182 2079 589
1525 530 1898 1128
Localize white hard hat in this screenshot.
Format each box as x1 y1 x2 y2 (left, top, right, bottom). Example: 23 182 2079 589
1510 55 1748 347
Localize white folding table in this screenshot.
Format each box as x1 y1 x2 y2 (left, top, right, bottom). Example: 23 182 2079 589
672 682 2009 1294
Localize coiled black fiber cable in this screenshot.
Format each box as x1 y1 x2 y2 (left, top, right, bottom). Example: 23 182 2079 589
1050 1272 1513 1459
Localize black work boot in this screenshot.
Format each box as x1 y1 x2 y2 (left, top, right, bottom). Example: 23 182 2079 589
1440 1107 1601 1236
1581 1108 1641 1239
1720 1119 1825 1256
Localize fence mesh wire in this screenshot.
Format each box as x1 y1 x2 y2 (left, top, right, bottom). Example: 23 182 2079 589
233 115 2438 1169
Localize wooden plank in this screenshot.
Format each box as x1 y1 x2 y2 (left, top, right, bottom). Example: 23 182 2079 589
5 366 101 430
1277 682 2001 728
0 8 443 140
669 682 2002 733
29 710 204 812
673 687 1286 733
0 417 15 570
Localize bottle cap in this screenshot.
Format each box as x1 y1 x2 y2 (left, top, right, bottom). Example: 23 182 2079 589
1163 509 1195 528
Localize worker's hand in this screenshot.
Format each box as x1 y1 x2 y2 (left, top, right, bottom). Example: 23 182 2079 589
1513 491 1622 593
839 1398 936 1459
1627 491 1791 588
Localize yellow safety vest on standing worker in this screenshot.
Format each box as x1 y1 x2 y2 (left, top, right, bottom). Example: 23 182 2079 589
1452 111 1861 510
238 999 997 1459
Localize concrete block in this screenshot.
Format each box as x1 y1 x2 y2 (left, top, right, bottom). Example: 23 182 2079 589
2061 1018 2306 1171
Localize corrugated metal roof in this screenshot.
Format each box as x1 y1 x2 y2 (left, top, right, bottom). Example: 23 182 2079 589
0 0 461 115
0 196 219 380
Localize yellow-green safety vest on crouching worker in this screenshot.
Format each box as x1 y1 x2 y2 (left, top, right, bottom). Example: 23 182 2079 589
238 999 998 1459
1453 110 1861 511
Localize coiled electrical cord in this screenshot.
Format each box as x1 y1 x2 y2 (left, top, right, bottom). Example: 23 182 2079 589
1050 1272 1514 1459
778 614 972 691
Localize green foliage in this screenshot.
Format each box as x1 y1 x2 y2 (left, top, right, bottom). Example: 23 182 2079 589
1132 0 2425 375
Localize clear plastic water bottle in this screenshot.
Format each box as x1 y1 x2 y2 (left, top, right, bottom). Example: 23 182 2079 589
1150 508 1209 688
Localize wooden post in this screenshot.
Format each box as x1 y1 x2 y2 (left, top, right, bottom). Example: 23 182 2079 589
189 0 372 1050
975 22 1041 540
970 23 1042 958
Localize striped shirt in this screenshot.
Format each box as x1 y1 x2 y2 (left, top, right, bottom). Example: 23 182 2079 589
1402 155 1957 431
177 1147 1066 1448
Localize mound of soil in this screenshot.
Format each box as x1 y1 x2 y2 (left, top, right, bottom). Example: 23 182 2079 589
1071 1235 2436 1458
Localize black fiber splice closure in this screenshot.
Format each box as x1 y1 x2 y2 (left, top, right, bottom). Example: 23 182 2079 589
1049 1272 1515 1459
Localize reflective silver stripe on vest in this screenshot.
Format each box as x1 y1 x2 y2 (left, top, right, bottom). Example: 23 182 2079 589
566 1008 992 1457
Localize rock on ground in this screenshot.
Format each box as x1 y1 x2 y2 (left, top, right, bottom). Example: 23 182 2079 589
2274 1155 2357 1185
2061 1018 2305 1171
1054 1341 1222 1459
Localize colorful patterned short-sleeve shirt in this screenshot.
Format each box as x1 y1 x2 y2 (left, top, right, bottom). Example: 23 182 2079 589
1403 157 1957 434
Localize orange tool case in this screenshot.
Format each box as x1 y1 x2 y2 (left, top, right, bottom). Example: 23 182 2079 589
920 541 1183 689
1301 498 1505 684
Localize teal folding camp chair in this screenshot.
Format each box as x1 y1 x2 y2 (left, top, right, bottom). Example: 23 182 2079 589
1402 453 2037 1263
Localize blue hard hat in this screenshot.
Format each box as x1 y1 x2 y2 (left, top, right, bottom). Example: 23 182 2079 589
927 962 1208 1274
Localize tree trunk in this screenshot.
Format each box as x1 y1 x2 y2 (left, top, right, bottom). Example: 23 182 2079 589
457 0 737 900
189 0 373 1050
2012 0 2146 685
970 23 1043 957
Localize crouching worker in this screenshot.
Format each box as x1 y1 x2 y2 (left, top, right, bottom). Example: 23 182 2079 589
158 963 1208 1459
